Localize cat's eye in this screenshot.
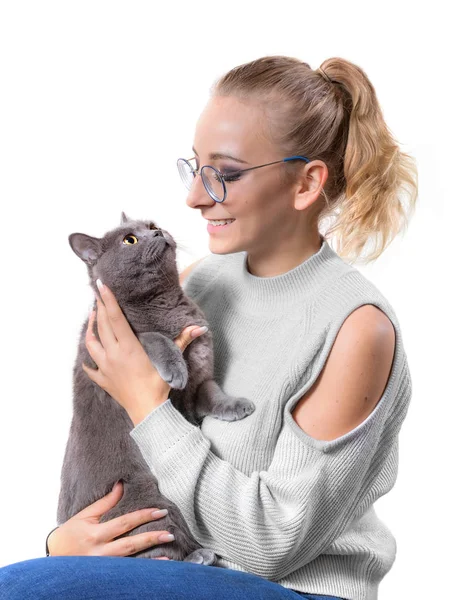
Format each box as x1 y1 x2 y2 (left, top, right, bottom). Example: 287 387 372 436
123 234 138 245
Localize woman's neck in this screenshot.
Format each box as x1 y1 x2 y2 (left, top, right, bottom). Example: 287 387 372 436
245 234 324 278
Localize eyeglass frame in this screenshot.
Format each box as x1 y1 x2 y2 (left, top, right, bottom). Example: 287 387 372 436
176 155 311 203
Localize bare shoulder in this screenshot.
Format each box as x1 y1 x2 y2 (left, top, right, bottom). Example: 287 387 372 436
179 255 210 286
342 304 396 346
291 304 396 441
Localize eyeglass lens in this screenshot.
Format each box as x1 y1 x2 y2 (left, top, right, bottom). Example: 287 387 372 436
177 159 225 202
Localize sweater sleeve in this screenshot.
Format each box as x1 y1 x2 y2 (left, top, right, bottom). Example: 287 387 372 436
129 351 410 581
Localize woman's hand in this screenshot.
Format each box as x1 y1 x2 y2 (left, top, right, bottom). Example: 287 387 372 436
48 481 173 559
82 279 207 426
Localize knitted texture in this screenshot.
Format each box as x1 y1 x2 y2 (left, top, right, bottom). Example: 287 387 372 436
129 239 412 600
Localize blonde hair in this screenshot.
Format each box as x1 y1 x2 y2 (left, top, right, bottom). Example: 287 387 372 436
211 55 418 264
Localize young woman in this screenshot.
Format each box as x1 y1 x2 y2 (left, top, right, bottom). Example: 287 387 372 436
0 55 417 600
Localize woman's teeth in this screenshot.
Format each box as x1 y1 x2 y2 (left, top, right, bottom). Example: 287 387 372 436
209 219 235 226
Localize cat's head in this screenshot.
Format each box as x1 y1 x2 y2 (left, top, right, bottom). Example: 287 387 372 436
68 212 179 301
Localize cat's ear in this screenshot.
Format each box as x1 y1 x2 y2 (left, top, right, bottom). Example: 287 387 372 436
68 233 103 266
121 211 130 224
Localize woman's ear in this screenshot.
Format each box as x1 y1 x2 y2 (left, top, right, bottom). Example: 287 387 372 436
293 160 328 212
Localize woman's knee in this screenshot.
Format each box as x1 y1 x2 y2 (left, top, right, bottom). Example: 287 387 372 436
0 557 58 600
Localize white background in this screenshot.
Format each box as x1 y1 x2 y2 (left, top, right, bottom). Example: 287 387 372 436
0 1 472 597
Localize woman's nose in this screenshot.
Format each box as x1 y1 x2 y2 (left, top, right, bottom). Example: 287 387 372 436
185 175 215 209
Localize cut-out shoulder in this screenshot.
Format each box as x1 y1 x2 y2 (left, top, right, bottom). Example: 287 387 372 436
179 256 209 286
291 304 396 441
128 251 412 592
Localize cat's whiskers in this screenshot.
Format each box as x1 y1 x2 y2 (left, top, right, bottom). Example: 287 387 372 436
147 251 175 290
171 236 199 256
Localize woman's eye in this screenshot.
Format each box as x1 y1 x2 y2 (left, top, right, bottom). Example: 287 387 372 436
123 234 138 245
222 171 242 183
149 223 158 230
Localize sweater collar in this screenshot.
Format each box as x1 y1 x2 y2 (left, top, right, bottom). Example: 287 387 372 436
228 236 349 315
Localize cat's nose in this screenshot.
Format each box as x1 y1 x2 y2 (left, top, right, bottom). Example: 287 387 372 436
153 230 164 238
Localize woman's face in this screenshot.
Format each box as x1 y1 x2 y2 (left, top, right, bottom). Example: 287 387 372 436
185 95 312 256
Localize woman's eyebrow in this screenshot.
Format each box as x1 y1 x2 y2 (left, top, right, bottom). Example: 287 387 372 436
192 146 249 165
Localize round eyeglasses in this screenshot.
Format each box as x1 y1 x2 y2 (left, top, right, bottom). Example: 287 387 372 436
176 155 311 203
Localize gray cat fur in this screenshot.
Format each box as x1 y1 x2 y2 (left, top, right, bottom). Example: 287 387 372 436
57 212 255 563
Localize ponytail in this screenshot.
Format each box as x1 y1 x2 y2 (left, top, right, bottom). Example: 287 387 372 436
213 55 418 264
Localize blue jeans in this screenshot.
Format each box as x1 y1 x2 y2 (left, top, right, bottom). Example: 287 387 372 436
0 556 345 599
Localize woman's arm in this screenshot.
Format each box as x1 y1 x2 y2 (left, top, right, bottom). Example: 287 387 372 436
129 313 410 580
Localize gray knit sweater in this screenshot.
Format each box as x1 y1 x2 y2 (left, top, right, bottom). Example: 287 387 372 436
129 238 412 600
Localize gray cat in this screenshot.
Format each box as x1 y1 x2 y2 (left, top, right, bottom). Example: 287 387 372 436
57 211 255 564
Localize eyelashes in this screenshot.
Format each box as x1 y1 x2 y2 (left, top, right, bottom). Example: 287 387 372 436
196 162 242 183
222 172 242 182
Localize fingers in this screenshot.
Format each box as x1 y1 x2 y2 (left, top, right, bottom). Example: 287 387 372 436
74 480 123 520
190 325 208 339
174 325 208 352
83 307 106 369
95 294 118 350
101 529 175 558
96 279 137 349
97 504 175 558
97 507 171 547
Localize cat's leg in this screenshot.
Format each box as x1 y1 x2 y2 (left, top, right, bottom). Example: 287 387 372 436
194 380 256 422
138 332 188 390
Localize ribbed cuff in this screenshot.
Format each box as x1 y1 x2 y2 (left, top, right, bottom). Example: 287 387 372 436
129 397 203 458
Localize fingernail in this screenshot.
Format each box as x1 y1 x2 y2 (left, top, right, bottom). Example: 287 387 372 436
151 509 168 518
191 326 208 338
96 278 104 290
158 533 175 542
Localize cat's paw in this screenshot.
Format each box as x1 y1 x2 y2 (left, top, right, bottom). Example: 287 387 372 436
214 397 256 421
138 332 188 390
159 362 188 390
147 354 188 390
183 548 217 566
